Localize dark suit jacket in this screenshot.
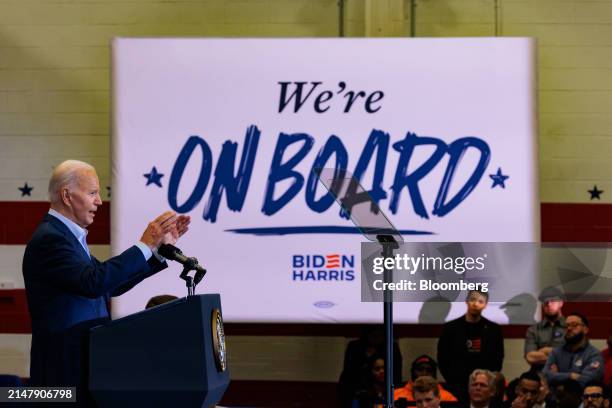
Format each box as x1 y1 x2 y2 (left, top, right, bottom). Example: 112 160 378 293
22 213 167 389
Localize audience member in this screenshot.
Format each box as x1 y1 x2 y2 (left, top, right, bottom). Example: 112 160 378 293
394 355 457 403
438 290 504 402
507 378 520 405
582 381 610 408
468 369 498 408
602 336 612 387
145 294 178 309
339 326 402 408
543 313 604 387
493 372 507 407
533 372 554 408
413 376 443 408
553 379 583 408
509 371 541 408
525 289 566 370
352 353 385 408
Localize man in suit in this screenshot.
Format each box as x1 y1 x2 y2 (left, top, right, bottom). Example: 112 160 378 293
437 290 504 403
22 160 190 401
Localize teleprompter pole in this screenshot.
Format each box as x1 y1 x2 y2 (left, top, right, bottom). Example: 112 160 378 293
379 235 399 408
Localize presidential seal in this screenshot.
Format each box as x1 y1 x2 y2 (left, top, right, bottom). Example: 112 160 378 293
211 308 227 372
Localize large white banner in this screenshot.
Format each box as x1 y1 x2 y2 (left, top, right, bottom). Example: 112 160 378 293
111 38 538 322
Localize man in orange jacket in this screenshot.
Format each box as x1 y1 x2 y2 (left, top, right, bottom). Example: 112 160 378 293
394 355 458 403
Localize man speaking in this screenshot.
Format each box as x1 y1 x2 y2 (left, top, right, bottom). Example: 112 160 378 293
22 160 190 398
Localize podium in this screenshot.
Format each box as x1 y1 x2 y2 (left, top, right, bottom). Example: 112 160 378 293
89 294 229 408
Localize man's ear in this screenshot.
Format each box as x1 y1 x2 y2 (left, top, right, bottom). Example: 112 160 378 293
61 187 71 206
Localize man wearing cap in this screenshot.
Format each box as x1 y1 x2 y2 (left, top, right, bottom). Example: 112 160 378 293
525 288 566 371
543 312 604 387
394 355 458 403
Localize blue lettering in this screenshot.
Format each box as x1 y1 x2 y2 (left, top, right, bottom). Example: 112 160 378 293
203 125 260 222
339 129 389 219
313 255 325 268
262 133 314 216
433 137 491 217
390 132 447 219
305 135 348 213
342 255 355 268
169 128 491 224
168 136 213 213
293 255 305 268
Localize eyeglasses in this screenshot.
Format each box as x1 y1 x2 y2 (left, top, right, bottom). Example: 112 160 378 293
566 323 584 328
582 393 603 400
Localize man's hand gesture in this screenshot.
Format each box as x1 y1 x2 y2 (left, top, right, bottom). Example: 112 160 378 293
140 211 190 250
162 214 191 246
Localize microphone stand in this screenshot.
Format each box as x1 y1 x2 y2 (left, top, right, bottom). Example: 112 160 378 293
179 257 206 297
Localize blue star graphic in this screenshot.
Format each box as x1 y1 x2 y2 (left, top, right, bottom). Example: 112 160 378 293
489 168 509 189
143 167 164 188
18 182 33 196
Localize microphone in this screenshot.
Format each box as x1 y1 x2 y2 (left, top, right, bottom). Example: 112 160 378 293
158 244 206 274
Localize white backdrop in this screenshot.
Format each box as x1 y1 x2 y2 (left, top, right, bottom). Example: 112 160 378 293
111 38 538 322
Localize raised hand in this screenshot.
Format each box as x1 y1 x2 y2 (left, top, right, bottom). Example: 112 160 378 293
161 214 191 246
175 214 191 238
511 395 528 408
140 211 178 250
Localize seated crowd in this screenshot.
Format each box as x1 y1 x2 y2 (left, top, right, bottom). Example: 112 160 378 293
339 290 612 408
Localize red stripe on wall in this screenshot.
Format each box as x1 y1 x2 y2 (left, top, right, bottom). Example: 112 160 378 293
0 290 31 333
1 202 612 335
0 202 611 245
541 203 612 242
0 202 109 245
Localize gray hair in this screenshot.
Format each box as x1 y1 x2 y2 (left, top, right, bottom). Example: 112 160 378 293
469 369 496 394
48 160 95 204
